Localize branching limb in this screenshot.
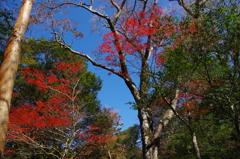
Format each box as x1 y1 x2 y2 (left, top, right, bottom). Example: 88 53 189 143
154 88 179 138
163 96 190 129
44 2 110 19
53 32 122 77
111 0 127 22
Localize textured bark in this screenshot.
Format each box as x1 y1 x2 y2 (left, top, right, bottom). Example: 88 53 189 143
0 0 34 157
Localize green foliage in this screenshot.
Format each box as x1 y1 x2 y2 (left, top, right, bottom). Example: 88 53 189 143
117 125 141 153
160 2 240 159
110 125 142 159
0 8 13 47
0 8 14 60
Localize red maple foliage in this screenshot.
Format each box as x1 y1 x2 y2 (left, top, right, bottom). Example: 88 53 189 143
6 59 120 158
96 7 176 74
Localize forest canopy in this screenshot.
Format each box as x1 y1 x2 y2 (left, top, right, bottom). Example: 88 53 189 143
0 0 239 158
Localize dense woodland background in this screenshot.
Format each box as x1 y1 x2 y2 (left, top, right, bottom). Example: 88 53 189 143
0 0 239 158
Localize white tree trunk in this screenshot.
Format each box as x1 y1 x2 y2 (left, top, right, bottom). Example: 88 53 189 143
192 131 201 159
0 0 34 157
139 108 158 159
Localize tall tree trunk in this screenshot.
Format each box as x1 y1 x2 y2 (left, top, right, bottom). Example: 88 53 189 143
138 107 158 159
187 116 201 159
0 0 34 157
192 131 201 159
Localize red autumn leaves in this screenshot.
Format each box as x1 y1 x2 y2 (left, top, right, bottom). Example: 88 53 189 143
6 59 119 155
